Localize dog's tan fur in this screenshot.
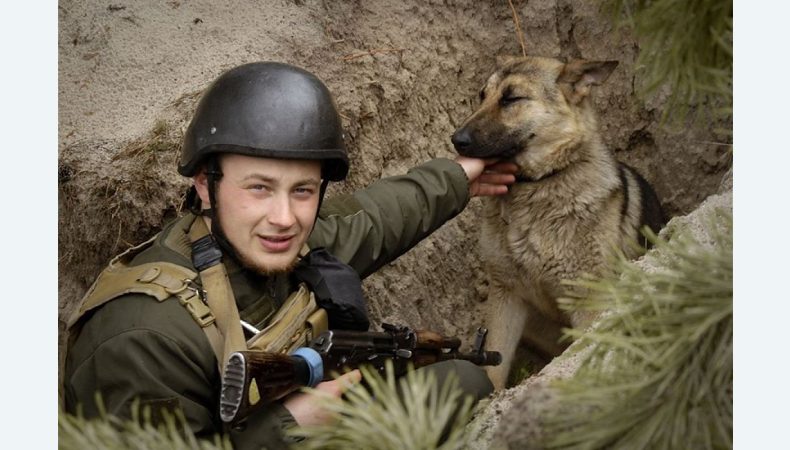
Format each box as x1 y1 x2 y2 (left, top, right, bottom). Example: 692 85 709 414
452 56 664 389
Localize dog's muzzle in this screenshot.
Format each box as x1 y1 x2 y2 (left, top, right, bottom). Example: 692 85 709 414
451 127 523 159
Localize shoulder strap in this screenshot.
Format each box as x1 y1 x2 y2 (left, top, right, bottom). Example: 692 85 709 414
66 230 223 365
187 218 247 370
66 235 214 330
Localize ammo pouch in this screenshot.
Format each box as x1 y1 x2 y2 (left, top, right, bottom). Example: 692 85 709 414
245 283 328 354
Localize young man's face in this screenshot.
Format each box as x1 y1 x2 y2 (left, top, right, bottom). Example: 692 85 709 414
195 153 322 274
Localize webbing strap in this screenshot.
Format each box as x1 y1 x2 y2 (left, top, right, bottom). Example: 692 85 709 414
68 260 212 329
67 216 229 373
186 218 247 369
201 318 225 367
143 266 215 328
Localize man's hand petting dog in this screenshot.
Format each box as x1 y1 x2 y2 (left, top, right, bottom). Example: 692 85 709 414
455 156 518 197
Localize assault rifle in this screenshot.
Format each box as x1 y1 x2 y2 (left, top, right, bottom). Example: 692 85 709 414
219 324 501 424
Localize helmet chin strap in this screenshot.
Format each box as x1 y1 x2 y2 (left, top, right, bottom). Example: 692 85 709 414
317 178 329 215
202 157 245 265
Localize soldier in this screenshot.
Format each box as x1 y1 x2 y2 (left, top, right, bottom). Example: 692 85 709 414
64 62 516 448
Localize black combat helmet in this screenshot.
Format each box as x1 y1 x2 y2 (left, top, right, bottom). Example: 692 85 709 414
179 62 349 181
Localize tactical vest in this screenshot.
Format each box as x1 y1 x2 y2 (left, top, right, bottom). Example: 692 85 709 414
66 216 328 372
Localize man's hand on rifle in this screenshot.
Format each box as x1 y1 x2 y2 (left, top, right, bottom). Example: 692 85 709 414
283 369 362 426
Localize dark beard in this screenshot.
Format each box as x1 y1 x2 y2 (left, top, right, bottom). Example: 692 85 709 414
238 248 299 276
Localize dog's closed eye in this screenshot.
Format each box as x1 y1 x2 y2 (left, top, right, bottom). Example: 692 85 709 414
499 95 530 106
499 86 531 106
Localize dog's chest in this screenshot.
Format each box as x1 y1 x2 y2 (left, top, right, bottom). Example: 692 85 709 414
480 188 598 277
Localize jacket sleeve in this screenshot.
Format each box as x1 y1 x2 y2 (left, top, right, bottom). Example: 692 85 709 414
64 294 297 449
309 158 470 279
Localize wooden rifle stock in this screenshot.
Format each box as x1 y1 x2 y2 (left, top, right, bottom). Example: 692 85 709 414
219 350 316 424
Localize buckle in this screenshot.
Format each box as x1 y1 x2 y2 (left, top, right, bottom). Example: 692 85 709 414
176 279 215 327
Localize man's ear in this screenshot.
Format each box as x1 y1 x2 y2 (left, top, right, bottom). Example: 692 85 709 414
194 171 210 208
557 60 618 105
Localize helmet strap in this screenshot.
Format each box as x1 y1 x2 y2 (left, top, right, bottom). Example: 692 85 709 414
184 186 203 216
203 156 246 265
317 179 329 212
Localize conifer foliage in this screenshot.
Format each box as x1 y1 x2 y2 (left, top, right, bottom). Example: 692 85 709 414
607 0 733 122
541 212 733 449
59 400 231 450
289 362 475 450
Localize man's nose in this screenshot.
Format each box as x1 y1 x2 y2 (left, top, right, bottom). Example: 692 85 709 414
268 195 297 228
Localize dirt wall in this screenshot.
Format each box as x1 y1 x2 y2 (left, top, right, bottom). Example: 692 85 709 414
58 0 731 408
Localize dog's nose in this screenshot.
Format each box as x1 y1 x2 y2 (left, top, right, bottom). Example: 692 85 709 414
451 128 472 151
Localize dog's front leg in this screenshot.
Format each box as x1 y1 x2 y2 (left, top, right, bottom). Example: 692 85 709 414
483 282 528 390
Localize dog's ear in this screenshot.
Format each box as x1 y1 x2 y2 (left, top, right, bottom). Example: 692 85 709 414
557 60 618 104
495 55 520 69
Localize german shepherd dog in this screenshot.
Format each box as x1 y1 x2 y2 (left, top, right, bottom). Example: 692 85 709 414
452 55 664 389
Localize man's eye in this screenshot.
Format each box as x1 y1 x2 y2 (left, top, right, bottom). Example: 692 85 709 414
294 187 315 196
249 184 268 192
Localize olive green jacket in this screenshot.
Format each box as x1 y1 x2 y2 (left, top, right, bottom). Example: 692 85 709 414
64 158 470 450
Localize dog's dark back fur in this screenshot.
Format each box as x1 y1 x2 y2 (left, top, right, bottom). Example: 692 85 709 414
621 164 666 246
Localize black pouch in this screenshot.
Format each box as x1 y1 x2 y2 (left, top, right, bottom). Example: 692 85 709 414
292 248 370 331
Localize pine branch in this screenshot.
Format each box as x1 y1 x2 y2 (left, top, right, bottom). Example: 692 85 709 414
605 0 732 126
289 362 475 450
541 212 732 449
59 402 231 450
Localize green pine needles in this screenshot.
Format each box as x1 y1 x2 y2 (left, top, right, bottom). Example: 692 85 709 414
542 210 732 449
59 363 475 450
607 0 733 124
289 362 475 450
59 400 231 450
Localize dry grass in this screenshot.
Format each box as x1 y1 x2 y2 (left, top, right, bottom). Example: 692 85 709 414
506 0 527 56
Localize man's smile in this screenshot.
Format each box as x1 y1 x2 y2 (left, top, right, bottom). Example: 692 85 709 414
258 234 295 252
